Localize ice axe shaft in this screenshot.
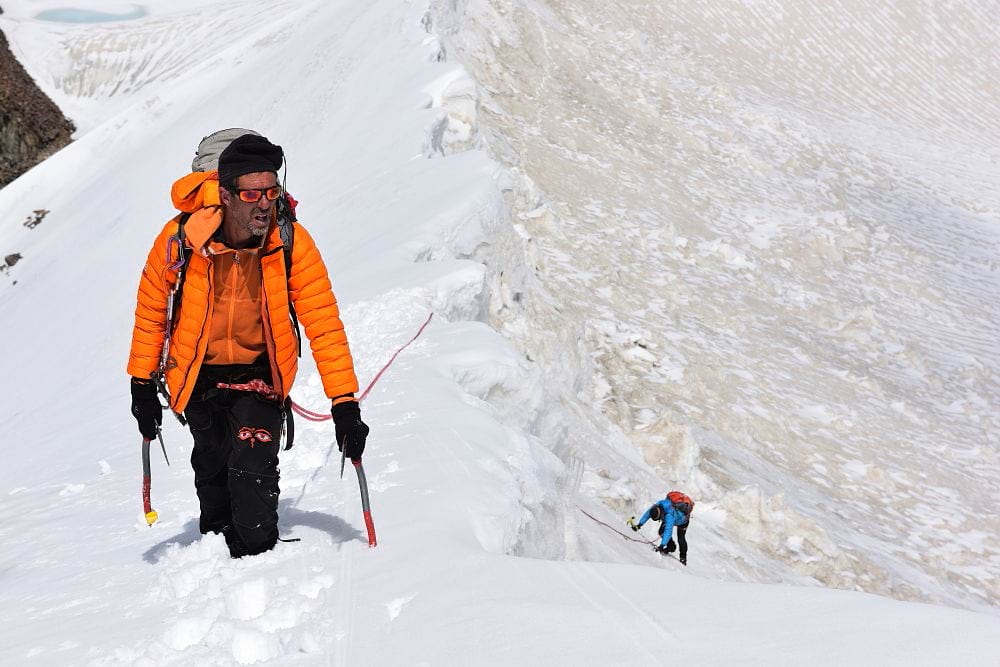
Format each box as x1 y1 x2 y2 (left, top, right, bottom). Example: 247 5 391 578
141 438 158 526
337 439 376 545
353 459 377 547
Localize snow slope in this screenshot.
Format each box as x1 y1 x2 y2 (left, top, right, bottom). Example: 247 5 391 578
435 0 1000 611
0 0 998 665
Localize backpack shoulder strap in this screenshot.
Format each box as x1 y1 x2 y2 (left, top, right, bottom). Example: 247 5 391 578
279 215 294 277
276 196 301 357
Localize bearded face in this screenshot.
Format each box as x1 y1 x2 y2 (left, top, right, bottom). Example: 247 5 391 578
221 171 278 238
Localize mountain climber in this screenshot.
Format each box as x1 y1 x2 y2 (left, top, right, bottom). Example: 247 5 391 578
632 491 693 565
128 131 368 558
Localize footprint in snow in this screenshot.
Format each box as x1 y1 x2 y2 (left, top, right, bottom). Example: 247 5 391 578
225 578 270 620
128 536 340 663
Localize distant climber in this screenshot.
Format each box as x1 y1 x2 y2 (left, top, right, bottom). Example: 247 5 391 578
630 491 694 565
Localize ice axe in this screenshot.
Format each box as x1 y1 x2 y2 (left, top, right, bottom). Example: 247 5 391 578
140 428 170 526
332 310 432 548
341 446 377 547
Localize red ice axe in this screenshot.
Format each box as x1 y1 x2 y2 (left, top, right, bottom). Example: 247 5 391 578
141 429 170 526
340 448 376 547
335 312 434 547
340 450 377 547
292 312 435 547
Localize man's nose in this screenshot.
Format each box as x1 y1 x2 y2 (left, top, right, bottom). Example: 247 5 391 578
256 195 274 210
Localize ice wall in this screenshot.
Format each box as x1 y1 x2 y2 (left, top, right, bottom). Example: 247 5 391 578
434 0 1000 611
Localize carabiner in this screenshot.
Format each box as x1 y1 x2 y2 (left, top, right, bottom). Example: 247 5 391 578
165 234 185 271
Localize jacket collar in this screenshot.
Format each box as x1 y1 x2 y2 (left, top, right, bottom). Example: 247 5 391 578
170 170 283 255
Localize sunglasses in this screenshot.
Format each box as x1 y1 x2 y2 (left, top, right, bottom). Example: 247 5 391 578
234 186 282 203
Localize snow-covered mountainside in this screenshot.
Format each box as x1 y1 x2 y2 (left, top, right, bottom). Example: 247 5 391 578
0 0 997 664
435 0 1000 611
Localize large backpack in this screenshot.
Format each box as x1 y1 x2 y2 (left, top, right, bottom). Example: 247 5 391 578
666 491 694 517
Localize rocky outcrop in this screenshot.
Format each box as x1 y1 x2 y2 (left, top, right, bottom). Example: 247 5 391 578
0 25 75 188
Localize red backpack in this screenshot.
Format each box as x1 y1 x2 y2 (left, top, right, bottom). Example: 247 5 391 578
666 491 694 517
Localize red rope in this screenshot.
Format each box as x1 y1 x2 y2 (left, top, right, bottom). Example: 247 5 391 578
215 313 434 418
216 378 281 401
290 401 330 422
289 311 435 419
359 311 434 402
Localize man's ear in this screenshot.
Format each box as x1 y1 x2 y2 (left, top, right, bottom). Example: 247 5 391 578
219 187 232 206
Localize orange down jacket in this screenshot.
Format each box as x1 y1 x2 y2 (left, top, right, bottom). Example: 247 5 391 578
127 172 359 413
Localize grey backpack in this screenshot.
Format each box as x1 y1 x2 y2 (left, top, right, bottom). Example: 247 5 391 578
191 127 262 172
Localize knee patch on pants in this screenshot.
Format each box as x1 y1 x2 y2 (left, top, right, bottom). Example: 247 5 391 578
229 467 280 555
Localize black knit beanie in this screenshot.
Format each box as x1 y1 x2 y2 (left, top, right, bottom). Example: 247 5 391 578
218 134 283 187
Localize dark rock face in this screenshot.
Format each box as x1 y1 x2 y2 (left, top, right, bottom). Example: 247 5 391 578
0 27 75 188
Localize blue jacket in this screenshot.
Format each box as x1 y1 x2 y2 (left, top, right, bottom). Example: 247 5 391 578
637 500 688 547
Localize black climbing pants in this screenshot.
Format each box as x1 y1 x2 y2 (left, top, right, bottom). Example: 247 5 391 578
659 521 688 560
184 363 282 558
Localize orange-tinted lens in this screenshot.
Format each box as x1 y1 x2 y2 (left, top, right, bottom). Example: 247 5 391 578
238 189 262 203
237 186 282 203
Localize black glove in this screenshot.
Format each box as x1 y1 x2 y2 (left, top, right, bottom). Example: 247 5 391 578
130 377 162 440
655 544 670 555
630 523 640 532
331 400 369 460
